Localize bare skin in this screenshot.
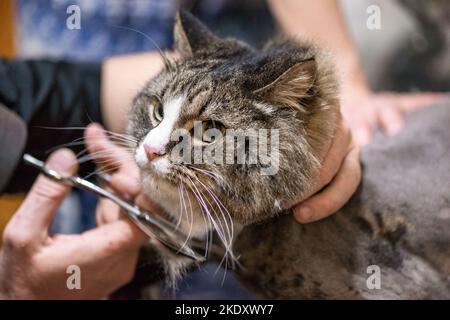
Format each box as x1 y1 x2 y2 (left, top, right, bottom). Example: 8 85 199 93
268 0 448 145
294 115 361 223
0 149 148 299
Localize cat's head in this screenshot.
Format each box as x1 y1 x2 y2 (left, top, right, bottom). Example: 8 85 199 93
128 10 339 238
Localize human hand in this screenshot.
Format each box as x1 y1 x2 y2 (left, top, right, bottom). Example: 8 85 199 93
84 123 164 225
341 90 448 145
0 149 148 299
293 90 448 223
293 115 361 223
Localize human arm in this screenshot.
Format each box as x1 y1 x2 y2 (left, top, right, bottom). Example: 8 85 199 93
268 0 447 144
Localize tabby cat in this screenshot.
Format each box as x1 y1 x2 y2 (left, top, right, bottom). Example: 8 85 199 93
126 10 450 299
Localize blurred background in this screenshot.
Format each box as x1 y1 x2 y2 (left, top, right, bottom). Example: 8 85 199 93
2 0 447 88
0 0 448 299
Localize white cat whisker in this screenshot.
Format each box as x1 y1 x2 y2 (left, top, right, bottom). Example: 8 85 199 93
187 175 234 270
176 182 185 230
185 176 227 252
192 175 233 235
188 166 222 184
191 175 234 250
179 181 195 254
77 150 133 164
183 178 212 258
190 179 229 253
83 164 123 179
35 126 138 144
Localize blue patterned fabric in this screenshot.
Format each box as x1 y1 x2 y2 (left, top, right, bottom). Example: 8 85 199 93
16 0 180 61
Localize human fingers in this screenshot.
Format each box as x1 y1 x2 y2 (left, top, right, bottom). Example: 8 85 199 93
293 143 361 223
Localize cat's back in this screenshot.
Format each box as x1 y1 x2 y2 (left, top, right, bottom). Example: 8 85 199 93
358 101 450 275
235 102 450 299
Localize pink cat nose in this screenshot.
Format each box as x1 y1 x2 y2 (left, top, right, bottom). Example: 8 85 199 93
144 144 163 161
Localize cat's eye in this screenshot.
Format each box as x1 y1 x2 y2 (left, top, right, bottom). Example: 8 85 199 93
202 120 226 143
151 96 164 123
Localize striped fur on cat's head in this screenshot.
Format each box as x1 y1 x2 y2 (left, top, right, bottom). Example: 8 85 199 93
128 11 339 246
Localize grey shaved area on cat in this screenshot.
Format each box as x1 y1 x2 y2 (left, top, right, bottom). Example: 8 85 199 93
236 103 450 299
127 10 450 298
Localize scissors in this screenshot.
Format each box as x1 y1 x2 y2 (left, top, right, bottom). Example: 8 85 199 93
23 154 209 262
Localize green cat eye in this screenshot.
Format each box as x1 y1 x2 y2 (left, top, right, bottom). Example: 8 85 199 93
151 96 164 122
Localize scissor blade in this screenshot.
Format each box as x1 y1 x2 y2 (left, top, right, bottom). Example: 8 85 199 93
23 153 207 262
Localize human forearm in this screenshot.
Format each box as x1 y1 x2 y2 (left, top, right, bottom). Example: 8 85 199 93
268 0 449 145
101 52 166 133
268 0 369 94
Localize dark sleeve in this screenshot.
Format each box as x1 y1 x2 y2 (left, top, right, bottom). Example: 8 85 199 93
0 59 102 193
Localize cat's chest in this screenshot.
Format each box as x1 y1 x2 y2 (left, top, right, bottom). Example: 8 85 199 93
141 173 209 238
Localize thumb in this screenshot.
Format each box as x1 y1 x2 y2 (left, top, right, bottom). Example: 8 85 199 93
12 149 78 242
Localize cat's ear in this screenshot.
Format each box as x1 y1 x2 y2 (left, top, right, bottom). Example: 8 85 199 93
253 59 316 110
173 9 221 58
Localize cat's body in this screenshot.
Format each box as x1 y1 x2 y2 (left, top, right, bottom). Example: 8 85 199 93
126 11 450 299
234 103 450 299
